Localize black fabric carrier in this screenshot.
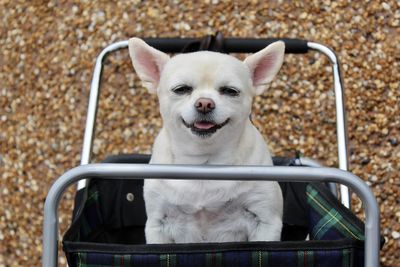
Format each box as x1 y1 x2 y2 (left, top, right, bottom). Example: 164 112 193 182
63 154 368 267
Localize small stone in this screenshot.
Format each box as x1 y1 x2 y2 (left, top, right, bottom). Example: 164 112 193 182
389 138 398 146
391 231 400 240
381 2 391 11
369 175 378 182
147 7 159 17
72 5 79 14
123 129 133 139
299 12 307 19
361 158 370 165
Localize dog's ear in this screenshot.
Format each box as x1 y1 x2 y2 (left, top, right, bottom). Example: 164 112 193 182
244 41 285 95
128 38 170 93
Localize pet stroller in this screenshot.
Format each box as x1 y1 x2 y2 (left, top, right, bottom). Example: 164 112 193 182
42 34 382 267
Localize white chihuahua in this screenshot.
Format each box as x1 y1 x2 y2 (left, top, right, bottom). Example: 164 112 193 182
128 38 284 244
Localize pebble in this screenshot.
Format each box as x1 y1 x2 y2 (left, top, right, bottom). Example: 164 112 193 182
389 138 398 146
381 2 391 11
369 175 378 183
0 1 399 266
392 231 400 240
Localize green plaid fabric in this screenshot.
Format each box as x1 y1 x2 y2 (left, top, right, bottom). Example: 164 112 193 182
78 190 101 240
67 246 359 267
63 181 366 267
70 186 103 242
306 184 364 241
70 183 365 243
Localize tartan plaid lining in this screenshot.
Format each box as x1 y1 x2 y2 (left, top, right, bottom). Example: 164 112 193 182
297 250 314 267
306 185 364 241
71 248 357 267
79 189 103 240
251 251 268 267
64 239 363 254
72 183 365 244
64 181 366 267
313 210 341 239
342 249 350 267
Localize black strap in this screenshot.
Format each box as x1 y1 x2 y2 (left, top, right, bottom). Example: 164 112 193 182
181 32 226 53
144 34 309 54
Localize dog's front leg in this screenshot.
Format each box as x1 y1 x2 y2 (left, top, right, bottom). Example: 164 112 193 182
145 216 174 244
248 216 283 241
245 187 283 241
143 179 175 244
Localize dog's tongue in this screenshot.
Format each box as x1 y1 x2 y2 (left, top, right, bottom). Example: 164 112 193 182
194 121 216 130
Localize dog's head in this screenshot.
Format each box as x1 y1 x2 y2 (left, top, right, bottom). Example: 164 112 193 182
128 38 284 141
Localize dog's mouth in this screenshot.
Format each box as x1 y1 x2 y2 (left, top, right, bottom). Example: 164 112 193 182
181 118 230 137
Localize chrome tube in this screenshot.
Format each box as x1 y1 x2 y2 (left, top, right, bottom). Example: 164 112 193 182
307 42 350 208
299 157 337 196
78 41 129 189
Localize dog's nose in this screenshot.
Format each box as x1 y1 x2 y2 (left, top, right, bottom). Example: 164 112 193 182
195 98 215 114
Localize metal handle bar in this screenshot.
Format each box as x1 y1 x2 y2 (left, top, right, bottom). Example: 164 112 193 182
43 164 379 267
78 38 350 208
141 37 309 53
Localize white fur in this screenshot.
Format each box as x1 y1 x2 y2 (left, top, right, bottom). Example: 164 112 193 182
129 37 285 243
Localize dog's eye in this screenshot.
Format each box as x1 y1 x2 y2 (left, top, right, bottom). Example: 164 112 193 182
219 86 240 97
172 85 193 95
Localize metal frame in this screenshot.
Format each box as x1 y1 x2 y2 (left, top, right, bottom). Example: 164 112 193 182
77 39 351 208
299 157 337 196
307 42 350 207
40 38 381 267
43 164 380 267
79 41 129 175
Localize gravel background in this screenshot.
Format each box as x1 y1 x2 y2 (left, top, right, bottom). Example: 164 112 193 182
0 1 399 266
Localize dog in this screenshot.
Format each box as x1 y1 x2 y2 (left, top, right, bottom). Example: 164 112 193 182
128 37 284 244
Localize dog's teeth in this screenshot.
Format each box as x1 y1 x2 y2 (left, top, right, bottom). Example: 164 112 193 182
194 121 216 130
